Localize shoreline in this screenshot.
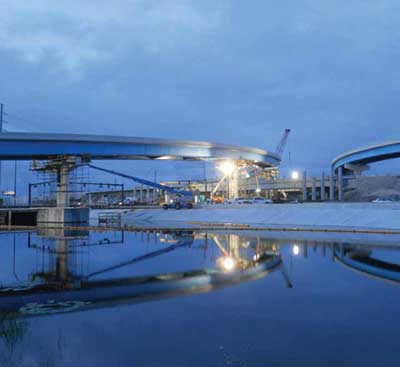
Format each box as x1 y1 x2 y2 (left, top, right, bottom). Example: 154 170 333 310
122 202 400 232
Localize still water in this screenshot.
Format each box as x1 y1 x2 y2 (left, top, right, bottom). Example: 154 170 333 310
0 228 399 366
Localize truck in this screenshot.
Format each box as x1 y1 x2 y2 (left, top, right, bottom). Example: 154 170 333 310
161 194 194 209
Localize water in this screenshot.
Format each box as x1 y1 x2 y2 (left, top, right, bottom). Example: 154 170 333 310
0 228 399 366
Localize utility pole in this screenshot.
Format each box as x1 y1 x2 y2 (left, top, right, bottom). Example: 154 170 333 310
0 103 3 190
203 161 208 198
13 161 17 206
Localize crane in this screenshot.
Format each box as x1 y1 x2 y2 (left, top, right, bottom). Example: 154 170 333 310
275 128 291 157
86 163 193 196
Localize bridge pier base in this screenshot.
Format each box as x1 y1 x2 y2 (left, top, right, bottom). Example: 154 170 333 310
37 207 89 224
34 157 90 224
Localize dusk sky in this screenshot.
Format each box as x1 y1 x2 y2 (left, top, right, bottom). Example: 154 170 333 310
1 1 399 191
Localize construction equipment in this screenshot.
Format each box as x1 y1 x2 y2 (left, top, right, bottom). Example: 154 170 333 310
162 194 194 210
275 128 291 157
86 163 193 197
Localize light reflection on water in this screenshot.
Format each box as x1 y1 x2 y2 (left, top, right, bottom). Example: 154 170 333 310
1 228 400 367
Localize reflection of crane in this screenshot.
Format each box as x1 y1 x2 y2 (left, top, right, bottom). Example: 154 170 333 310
211 234 292 287
87 238 193 278
275 128 291 157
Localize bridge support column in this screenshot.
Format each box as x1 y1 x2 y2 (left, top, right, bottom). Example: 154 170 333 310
320 172 325 201
36 157 89 224
338 167 343 201
56 165 70 207
140 185 144 202
311 177 317 201
302 171 307 202
329 174 335 201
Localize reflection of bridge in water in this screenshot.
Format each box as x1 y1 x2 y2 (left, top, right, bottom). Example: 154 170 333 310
290 240 400 285
0 230 283 319
334 244 400 285
2 230 400 324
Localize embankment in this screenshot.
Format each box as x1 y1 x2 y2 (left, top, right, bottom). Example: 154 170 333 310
122 203 400 232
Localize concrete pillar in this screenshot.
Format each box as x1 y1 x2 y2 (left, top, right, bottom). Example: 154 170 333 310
320 172 325 201
329 174 335 201
338 167 343 201
311 177 317 201
302 171 307 202
56 166 70 207
146 188 150 203
140 185 144 202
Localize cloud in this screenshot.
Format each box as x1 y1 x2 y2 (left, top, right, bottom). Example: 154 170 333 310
0 0 227 74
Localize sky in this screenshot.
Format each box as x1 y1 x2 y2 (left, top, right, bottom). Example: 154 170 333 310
0 0 400 194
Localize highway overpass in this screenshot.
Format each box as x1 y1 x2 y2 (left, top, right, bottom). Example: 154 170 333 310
332 141 400 174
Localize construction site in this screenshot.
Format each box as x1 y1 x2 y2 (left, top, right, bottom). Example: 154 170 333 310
0 126 398 228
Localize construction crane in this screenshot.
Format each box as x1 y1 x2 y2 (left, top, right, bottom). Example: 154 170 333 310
275 128 291 157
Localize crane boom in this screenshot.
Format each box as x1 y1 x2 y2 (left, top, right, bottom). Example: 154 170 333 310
275 128 291 157
87 164 193 196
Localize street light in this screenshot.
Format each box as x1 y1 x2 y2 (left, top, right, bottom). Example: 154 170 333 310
217 161 235 176
291 170 299 180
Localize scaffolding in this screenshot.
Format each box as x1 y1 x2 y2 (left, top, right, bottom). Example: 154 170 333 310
29 159 124 207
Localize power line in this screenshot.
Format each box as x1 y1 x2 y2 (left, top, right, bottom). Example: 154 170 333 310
3 111 39 132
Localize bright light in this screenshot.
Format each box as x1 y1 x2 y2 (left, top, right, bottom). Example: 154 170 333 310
292 245 300 256
156 155 174 160
222 257 236 271
291 170 299 180
255 188 261 193
218 161 235 175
